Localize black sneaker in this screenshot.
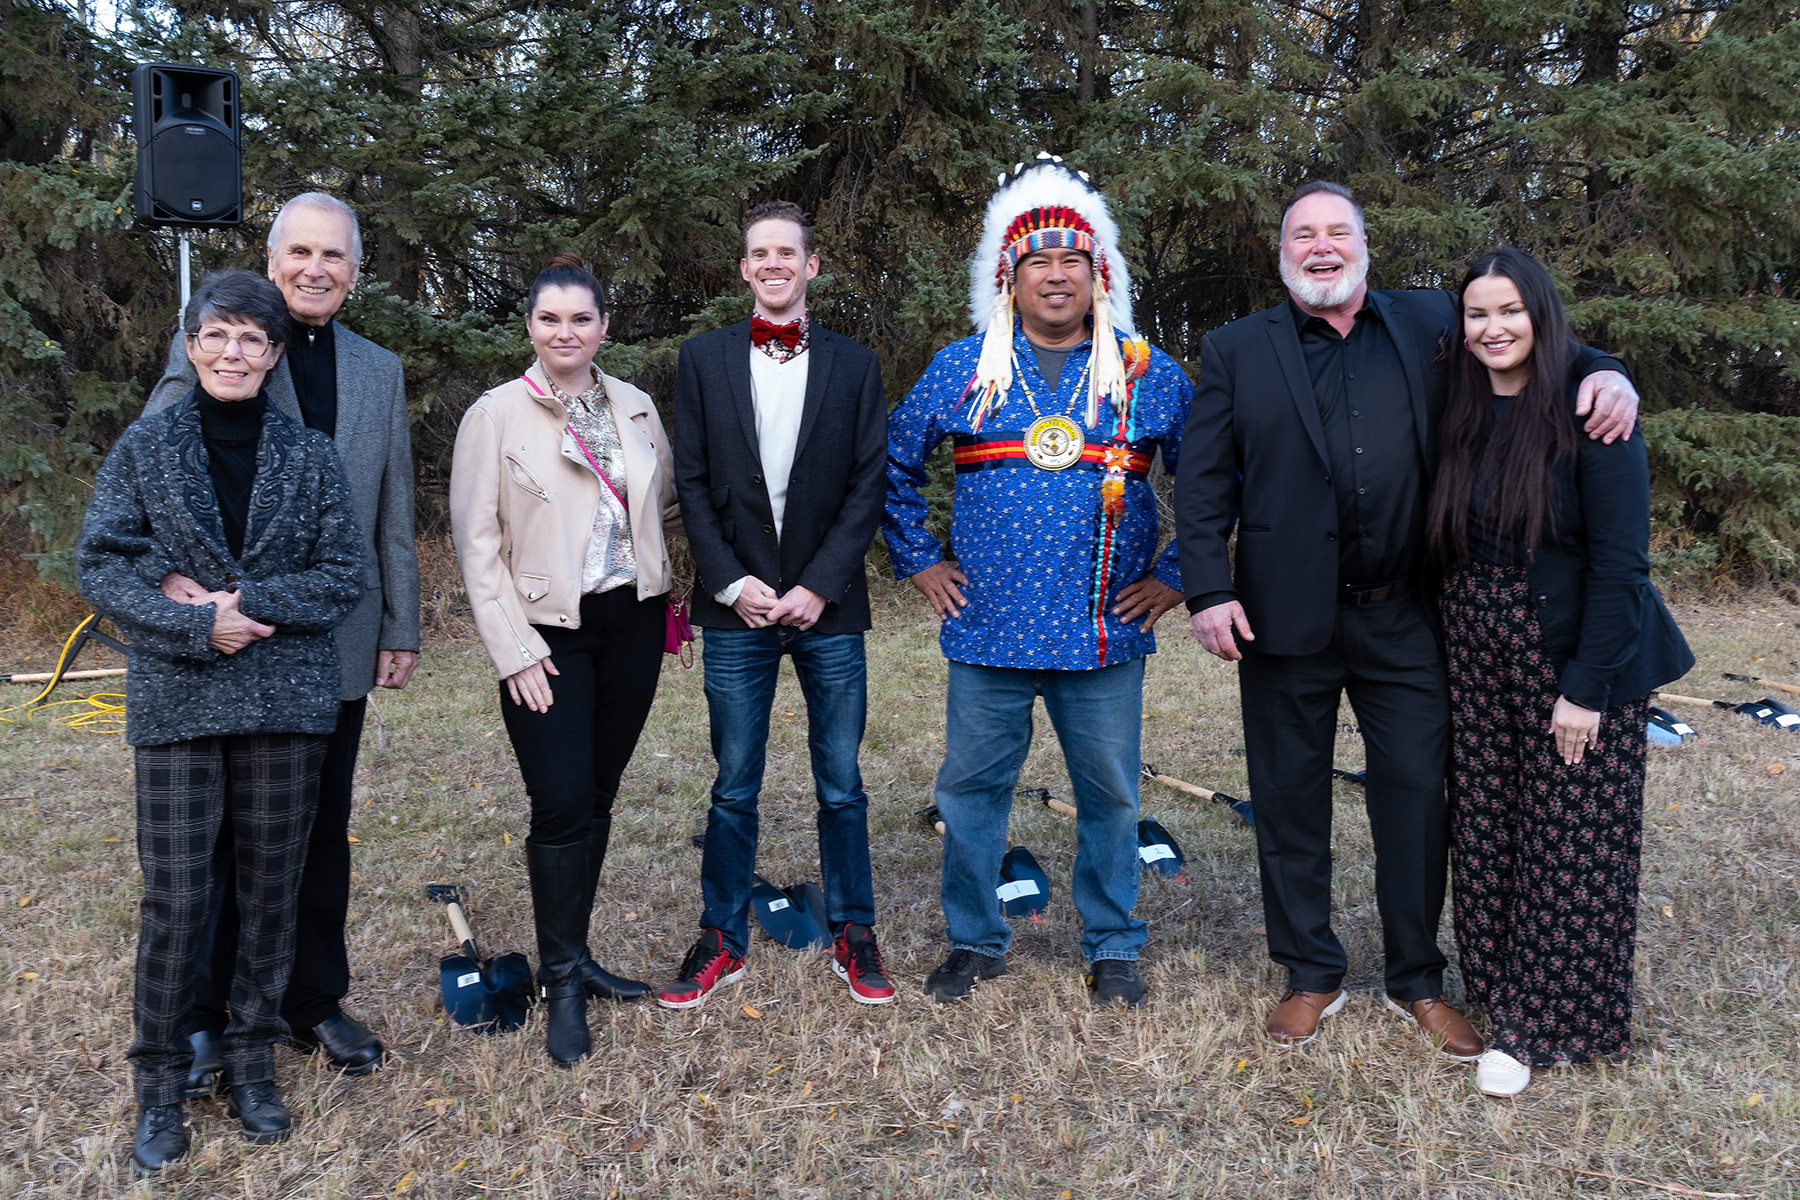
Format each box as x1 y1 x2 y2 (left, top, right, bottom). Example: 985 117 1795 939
227 1080 293 1144
923 949 1006 1002
1088 959 1146 1007
131 1103 189 1175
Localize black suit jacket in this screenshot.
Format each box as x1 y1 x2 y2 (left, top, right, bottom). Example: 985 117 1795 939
673 320 887 634
1518 398 1692 710
1173 289 1623 657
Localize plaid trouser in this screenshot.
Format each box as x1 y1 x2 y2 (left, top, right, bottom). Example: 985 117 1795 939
129 734 324 1107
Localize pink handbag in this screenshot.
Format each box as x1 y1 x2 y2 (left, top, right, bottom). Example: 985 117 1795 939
664 595 695 666
569 422 694 669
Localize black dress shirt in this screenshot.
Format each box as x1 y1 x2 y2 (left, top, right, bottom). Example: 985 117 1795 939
197 388 266 558
1290 299 1423 587
286 318 338 438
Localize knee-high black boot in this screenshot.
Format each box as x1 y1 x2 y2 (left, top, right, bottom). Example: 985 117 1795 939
527 841 591 1065
576 814 650 1001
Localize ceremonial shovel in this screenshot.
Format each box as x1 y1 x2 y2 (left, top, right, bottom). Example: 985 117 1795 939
916 805 1053 917
426 884 534 1033
1657 691 1800 732
1140 763 1256 827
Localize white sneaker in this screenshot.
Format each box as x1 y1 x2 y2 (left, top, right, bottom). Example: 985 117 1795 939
1475 1049 1532 1097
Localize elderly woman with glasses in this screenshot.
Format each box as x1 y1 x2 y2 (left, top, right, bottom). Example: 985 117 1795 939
76 268 364 1174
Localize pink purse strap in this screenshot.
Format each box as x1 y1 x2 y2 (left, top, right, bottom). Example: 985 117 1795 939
565 423 628 512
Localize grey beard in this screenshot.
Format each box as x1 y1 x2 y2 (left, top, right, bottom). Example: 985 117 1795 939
1280 255 1368 309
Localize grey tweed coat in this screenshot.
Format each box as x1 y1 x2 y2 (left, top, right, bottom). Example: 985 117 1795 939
148 323 419 701
76 394 366 746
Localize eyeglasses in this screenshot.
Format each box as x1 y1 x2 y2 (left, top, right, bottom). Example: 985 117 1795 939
189 328 275 360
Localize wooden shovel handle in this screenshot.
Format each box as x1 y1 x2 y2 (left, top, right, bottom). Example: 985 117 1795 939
444 900 477 947
1042 795 1078 818
1656 692 1727 708
0 667 127 684
1725 674 1800 696
1143 765 1217 800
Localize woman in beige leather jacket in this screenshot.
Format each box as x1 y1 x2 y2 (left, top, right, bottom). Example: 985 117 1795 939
450 253 682 1065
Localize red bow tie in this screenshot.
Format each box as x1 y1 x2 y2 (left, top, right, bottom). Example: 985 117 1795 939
751 315 804 350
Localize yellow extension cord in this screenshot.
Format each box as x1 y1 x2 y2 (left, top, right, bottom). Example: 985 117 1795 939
0 615 127 734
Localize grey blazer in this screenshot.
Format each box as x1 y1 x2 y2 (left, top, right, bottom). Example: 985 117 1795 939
149 323 420 700
76 398 364 746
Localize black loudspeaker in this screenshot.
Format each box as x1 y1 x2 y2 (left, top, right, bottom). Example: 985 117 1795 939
131 63 242 227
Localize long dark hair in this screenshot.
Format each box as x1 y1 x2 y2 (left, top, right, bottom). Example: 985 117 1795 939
525 252 607 317
1427 247 1577 564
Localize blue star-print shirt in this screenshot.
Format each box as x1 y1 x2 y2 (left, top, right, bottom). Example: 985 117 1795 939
883 323 1193 670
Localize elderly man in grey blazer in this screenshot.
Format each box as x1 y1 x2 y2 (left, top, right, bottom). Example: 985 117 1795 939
145 191 420 1080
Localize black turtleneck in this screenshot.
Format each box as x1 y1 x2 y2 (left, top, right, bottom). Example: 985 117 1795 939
286 317 338 437
197 388 266 557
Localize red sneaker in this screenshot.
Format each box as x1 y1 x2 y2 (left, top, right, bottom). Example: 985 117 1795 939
656 929 746 1010
832 923 896 1005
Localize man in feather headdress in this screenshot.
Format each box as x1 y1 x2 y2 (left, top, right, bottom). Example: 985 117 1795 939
884 154 1193 1007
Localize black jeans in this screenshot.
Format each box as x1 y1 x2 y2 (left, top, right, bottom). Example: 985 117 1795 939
501 588 667 848
1237 590 1452 1000
190 696 367 1034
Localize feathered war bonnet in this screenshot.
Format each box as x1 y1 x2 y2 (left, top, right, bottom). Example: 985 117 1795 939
965 152 1145 431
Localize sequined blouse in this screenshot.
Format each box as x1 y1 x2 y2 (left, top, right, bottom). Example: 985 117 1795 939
550 370 636 594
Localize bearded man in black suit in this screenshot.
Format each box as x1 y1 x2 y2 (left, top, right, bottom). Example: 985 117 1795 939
1173 182 1638 1054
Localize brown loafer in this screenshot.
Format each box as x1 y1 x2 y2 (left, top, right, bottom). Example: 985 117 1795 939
1265 988 1347 1046
1384 995 1484 1061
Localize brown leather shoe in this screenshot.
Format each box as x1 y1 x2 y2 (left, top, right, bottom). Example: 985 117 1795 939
1385 995 1484 1061
1265 988 1348 1046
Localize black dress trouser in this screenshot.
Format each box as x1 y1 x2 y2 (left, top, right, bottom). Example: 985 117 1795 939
190 696 367 1033
1236 590 1452 1001
132 734 323 1106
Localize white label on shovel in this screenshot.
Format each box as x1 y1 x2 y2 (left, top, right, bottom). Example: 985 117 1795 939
456 971 482 988
996 879 1040 902
1671 721 1694 735
1139 844 1176 863
1777 713 1799 728
766 897 791 912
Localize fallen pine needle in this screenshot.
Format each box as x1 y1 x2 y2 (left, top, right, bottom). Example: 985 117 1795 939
1372 1139 1748 1197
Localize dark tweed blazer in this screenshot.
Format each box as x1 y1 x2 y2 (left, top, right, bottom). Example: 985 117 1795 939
77 395 365 746
148 323 419 700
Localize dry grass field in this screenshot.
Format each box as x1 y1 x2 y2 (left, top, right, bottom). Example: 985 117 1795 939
1 580 1796 1198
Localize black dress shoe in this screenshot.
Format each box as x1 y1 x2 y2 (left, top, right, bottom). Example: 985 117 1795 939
183 1030 224 1100
579 956 651 1001
226 1080 292 1144
131 1103 189 1174
290 1012 386 1075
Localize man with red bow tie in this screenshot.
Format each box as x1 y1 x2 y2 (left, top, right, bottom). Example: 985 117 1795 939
665 201 892 1009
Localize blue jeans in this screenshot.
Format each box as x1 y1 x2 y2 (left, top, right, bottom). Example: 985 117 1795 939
698 626 874 956
936 657 1148 962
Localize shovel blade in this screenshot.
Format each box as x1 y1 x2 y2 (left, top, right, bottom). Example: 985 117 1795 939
439 951 535 1034
998 845 1051 917
1136 818 1186 877
751 875 831 950
1647 705 1696 741
1736 697 1800 731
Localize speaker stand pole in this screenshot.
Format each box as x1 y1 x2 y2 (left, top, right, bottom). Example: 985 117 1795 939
178 232 192 317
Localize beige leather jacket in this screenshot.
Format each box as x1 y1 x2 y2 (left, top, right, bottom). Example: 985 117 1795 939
451 361 683 678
